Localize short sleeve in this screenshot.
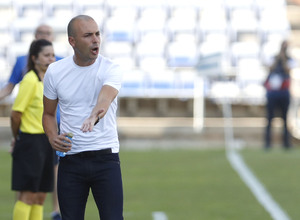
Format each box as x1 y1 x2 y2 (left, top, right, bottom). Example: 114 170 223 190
103 63 122 91
12 74 35 112
43 66 58 100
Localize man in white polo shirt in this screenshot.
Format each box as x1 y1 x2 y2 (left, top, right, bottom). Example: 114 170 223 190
42 15 123 220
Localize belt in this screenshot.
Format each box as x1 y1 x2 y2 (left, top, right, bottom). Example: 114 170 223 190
70 148 112 158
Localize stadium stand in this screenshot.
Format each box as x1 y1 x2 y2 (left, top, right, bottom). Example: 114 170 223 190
0 0 297 119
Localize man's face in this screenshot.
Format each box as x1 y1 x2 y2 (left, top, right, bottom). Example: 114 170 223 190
35 25 54 42
69 19 101 66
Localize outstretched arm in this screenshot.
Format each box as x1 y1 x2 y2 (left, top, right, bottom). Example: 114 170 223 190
0 83 15 100
81 85 118 132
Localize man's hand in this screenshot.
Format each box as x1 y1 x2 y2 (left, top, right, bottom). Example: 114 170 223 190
81 109 104 132
49 133 72 152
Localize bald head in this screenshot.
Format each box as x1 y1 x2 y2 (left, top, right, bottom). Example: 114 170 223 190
35 24 54 42
67 15 95 37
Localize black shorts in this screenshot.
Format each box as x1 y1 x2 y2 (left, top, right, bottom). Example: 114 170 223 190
12 132 54 192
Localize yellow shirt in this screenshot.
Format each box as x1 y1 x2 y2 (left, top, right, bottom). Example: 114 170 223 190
12 70 44 134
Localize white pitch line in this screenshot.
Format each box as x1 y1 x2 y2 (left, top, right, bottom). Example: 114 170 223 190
152 211 168 220
227 150 290 220
222 101 290 220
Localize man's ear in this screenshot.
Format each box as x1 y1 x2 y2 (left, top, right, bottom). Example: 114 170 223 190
68 36 75 47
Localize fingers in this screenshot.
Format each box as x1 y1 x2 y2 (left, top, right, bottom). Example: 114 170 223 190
51 134 72 152
81 119 90 132
81 109 105 132
81 121 94 133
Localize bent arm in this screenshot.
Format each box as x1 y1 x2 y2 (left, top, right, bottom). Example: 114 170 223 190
42 96 58 139
42 96 72 152
81 85 119 132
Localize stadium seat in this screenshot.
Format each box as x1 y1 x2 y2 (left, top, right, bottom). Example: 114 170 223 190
236 58 266 87
109 6 138 21
112 56 136 70
135 36 166 58
0 56 9 80
167 40 198 67
44 16 71 36
176 69 197 98
14 0 43 18
0 0 12 7
196 0 225 9
79 8 106 27
225 0 254 11
236 57 267 103
167 7 198 36
74 0 105 9
0 3 16 23
199 39 229 57
138 56 167 71
235 57 267 104
0 31 13 49
229 8 258 41
242 84 266 104
11 17 39 41
104 16 136 42
106 0 139 9
172 33 198 45
230 41 260 66
137 32 168 48
119 69 147 97
53 42 72 58
166 0 201 8
137 7 167 35
258 7 290 36
148 69 177 97
199 7 228 39
6 41 30 66
209 81 240 100
255 0 286 11
203 32 228 44
102 41 133 58
260 40 282 64
136 0 167 8
44 0 74 17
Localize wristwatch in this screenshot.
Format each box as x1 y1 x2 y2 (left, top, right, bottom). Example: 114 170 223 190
94 116 100 125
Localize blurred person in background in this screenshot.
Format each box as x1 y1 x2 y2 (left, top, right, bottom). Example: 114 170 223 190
0 24 63 220
11 39 55 220
0 24 62 100
263 40 296 150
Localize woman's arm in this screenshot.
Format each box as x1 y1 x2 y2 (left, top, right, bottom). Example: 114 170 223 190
10 111 22 139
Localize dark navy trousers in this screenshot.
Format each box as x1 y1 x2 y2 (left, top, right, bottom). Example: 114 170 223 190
265 89 291 148
57 151 123 220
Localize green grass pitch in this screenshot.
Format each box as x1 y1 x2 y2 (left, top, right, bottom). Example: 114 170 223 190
0 147 300 219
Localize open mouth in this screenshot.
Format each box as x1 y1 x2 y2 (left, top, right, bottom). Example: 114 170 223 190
91 47 99 55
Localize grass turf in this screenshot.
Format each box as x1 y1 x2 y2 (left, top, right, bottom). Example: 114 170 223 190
241 147 300 220
1 146 299 219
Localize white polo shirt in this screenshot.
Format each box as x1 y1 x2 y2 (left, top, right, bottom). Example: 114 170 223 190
44 55 122 154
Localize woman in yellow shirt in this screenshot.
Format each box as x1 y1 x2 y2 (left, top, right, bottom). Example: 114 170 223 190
11 39 56 220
